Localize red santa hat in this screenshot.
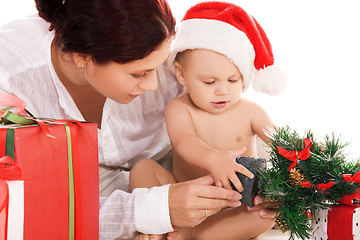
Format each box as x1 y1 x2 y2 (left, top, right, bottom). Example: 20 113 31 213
168 1 287 95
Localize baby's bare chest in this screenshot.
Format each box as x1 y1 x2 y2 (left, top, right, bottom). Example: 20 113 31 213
192 111 254 150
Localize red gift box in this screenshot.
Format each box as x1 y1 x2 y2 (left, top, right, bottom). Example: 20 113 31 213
0 121 99 240
312 205 360 240
312 190 360 240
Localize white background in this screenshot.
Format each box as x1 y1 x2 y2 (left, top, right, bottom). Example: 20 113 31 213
1 0 360 159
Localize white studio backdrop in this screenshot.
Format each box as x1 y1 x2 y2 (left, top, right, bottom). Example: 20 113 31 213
1 0 360 159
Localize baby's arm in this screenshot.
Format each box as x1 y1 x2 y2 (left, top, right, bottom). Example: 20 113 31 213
249 102 275 144
165 98 254 191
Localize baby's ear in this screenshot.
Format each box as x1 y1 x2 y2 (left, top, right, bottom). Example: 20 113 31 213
173 61 186 86
240 74 245 90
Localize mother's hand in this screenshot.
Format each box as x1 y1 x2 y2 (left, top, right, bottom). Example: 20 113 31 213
169 175 242 228
246 195 279 219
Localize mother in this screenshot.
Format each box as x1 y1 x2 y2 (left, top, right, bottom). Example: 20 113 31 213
0 0 275 239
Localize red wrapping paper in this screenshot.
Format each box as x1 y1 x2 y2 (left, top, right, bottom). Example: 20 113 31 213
0 122 99 240
328 205 355 240
312 205 360 240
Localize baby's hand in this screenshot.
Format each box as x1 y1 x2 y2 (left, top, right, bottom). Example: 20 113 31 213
208 147 254 192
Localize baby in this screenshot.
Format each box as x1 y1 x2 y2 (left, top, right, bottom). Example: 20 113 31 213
130 1 286 239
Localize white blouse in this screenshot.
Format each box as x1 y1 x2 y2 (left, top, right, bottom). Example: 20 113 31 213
0 15 181 239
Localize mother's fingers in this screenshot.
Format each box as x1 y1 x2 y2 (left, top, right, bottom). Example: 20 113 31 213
259 208 279 219
169 178 242 228
198 196 242 210
189 174 214 185
247 195 280 219
188 184 242 210
194 183 242 202
247 201 278 212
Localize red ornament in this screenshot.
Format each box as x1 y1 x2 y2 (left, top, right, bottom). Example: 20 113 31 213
277 138 313 171
301 180 334 190
343 171 360 183
303 210 312 218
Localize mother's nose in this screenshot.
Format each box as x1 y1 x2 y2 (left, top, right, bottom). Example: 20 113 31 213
139 71 158 91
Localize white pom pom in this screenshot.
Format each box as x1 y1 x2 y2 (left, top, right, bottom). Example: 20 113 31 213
252 65 288 95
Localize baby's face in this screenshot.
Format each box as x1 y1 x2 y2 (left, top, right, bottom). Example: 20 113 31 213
176 49 244 114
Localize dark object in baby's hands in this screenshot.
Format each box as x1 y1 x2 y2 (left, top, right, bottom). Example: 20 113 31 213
231 157 267 207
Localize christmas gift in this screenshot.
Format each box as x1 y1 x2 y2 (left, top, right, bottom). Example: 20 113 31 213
312 205 360 240
0 93 99 240
312 190 360 240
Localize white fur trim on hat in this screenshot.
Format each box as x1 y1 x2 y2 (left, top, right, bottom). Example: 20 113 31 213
168 18 256 91
252 65 288 95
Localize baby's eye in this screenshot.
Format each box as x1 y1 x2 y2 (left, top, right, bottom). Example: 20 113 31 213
228 79 239 83
203 80 215 85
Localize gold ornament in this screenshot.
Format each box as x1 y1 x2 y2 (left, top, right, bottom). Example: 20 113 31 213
274 215 290 233
289 168 306 187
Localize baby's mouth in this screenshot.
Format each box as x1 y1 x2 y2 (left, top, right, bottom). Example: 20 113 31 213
212 101 228 108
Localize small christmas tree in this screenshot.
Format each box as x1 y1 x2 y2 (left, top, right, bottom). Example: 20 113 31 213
258 126 360 240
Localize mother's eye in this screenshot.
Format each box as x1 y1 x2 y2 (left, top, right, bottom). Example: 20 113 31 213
132 72 148 79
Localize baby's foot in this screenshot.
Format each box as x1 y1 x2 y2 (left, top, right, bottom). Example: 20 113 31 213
166 227 194 240
134 233 165 240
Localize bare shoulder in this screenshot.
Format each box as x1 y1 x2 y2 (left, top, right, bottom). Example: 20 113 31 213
239 98 268 114
166 94 193 111
239 98 273 128
240 98 274 140
164 93 197 136
165 94 194 118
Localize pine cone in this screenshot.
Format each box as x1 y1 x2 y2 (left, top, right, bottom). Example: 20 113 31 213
274 216 290 232
289 168 306 187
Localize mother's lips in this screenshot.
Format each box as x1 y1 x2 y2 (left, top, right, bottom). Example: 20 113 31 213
129 94 140 98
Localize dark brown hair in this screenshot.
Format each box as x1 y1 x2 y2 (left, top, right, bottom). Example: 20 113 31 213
35 0 176 64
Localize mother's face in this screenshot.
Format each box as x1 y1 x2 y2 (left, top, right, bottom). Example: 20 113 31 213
83 38 171 104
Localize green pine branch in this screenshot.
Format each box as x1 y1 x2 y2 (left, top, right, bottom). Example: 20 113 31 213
258 126 360 239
